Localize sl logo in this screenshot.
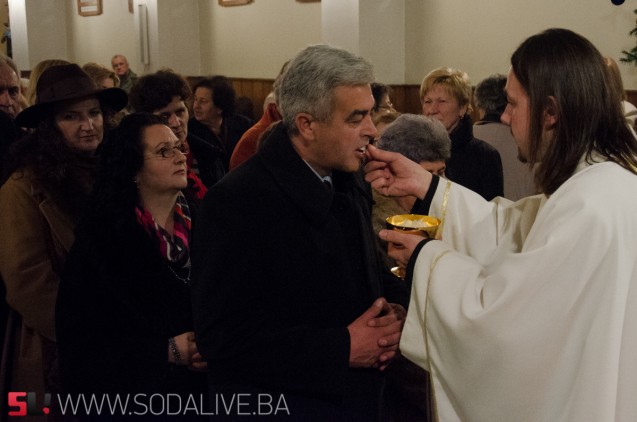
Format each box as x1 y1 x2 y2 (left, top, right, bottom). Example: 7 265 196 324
7 392 51 416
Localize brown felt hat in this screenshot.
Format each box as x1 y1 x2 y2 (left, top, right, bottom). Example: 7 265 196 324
15 63 128 128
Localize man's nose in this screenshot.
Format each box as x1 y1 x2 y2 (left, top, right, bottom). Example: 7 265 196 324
362 114 377 139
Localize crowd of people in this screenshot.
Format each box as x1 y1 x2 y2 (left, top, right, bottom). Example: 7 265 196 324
1 27 637 421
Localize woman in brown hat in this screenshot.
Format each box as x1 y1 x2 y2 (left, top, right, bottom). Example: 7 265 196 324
0 63 126 417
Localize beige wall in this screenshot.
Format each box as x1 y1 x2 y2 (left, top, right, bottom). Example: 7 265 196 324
10 0 637 88
405 0 637 88
9 0 68 70
60 0 320 78
66 0 137 70
198 0 321 79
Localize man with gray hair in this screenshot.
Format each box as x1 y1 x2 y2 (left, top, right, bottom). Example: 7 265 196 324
0 54 22 118
193 44 408 420
111 54 137 93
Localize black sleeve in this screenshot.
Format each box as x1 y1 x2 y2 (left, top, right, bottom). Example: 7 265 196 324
404 238 434 287
410 175 440 215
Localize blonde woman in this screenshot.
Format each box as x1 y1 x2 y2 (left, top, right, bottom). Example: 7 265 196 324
420 67 503 200
83 62 127 125
82 62 120 89
24 59 70 106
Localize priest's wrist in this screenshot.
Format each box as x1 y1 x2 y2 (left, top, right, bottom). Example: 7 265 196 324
404 237 434 284
411 175 440 214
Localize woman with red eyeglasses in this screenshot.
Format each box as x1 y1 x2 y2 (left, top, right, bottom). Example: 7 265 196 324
56 113 207 410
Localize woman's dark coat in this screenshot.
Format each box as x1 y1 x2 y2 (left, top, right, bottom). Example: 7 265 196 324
56 201 206 396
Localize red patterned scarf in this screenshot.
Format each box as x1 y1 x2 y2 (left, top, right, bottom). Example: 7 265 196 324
187 169 207 201
135 192 192 267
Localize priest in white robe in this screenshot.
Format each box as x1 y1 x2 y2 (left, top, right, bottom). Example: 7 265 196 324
365 28 637 422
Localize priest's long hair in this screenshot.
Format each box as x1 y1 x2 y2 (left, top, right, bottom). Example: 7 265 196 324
511 27 637 195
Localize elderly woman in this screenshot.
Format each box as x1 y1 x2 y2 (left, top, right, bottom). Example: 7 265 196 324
372 113 451 267
420 67 503 200
0 64 126 411
188 75 254 169
56 113 207 400
372 115 450 422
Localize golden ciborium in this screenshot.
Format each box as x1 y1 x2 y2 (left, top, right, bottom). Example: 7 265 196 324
385 214 440 278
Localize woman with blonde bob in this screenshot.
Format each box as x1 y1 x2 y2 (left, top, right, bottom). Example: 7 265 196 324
420 67 503 200
82 62 120 89
82 62 126 125
24 59 71 106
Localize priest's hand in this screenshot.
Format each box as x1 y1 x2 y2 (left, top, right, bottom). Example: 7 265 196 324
380 229 428 269
364 144 432 200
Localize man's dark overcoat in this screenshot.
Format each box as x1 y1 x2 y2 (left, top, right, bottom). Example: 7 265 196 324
192 123 409 421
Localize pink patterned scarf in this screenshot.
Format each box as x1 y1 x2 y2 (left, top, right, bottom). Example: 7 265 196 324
135 192 192 267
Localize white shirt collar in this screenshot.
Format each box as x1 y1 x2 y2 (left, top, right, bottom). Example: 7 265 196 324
303 160 333 185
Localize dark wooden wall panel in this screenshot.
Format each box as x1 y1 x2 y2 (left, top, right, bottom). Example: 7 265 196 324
183 78 637 127
220 80 423 119
231 78 274 120
389 84 421 115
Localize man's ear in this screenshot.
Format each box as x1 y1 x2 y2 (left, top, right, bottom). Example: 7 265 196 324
543 96 558 129
295 113 315 140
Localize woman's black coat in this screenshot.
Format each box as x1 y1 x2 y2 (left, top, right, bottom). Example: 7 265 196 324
56 201 206 396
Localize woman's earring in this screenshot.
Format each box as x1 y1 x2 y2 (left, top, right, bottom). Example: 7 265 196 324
134 178 139 189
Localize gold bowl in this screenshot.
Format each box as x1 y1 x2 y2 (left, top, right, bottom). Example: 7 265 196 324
385 214 440 239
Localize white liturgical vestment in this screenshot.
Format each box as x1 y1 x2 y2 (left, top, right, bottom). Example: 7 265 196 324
400 157 637 421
